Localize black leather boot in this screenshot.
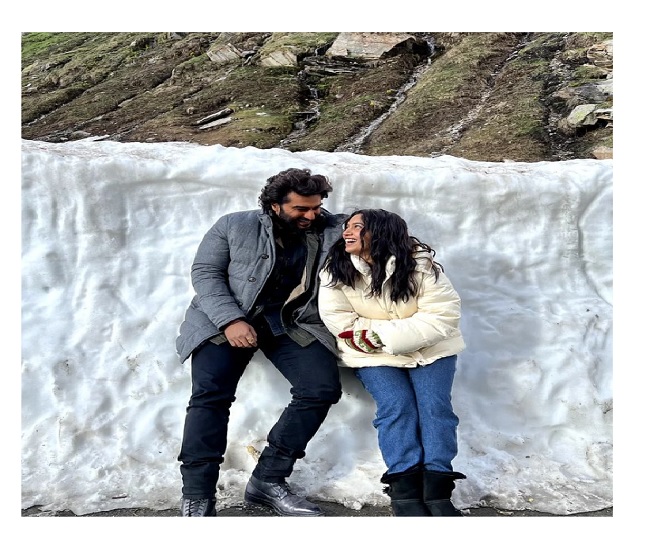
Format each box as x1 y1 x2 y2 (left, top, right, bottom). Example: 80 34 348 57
381 469 430 516
180 497 217 516
422 470 466 516
244 475 324 516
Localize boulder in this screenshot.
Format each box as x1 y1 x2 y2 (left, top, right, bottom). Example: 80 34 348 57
326 32 424 59
567 104 599 127
587 39 613 69
207 43 243 65
260 49 299 67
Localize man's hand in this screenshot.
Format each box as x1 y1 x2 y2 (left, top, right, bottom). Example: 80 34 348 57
224 320 258 348
338 330 383 353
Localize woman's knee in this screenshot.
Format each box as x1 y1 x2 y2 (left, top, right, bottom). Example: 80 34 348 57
374 399 415 425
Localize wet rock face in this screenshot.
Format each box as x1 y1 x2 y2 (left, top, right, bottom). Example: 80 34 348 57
21 32 613 162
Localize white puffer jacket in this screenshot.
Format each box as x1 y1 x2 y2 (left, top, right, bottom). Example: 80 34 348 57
318 252 465 368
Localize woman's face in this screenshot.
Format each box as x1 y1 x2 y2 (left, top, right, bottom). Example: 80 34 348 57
342 213 371 261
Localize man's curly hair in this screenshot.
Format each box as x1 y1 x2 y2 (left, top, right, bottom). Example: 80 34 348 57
259 168 333 213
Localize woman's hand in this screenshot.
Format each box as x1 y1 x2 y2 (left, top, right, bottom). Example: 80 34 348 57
339 330 383 353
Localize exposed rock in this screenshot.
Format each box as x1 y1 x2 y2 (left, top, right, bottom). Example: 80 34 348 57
587 39 613 68
260 48 300 67
595 108 613 122
130 36 156 51
567 104 600 127
564 104 612 130
198 117 232 130
69 130 92 140
591 145 613 159
257 33 338 67
195 108 234 126
326 32 427 59
207 43 243 65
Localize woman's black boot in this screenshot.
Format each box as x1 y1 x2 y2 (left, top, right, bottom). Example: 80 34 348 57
422 470 466 516
381 469 430 516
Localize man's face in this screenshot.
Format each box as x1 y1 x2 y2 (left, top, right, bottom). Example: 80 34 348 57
272 192 323 230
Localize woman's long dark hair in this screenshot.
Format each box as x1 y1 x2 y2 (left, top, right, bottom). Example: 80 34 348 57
322 209 443 303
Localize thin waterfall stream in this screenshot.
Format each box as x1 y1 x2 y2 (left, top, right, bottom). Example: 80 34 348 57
335 36 436 154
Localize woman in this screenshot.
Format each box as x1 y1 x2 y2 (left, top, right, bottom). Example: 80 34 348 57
318 209 466 517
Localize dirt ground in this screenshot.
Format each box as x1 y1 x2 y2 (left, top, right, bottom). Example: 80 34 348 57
22 501 612 518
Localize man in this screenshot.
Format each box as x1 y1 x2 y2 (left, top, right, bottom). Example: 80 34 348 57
176 168 345 517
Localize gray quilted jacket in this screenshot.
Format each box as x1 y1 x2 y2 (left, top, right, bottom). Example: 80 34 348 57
176 208 346 362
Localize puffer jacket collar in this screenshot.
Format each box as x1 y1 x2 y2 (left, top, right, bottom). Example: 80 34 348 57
350 254 396 285
350 251 433 283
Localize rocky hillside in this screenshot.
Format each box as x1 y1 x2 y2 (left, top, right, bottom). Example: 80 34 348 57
21 32 613 162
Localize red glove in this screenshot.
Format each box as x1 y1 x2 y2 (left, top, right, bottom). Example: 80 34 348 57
338 330 383 353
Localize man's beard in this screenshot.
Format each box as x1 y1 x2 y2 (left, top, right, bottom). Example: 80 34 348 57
274 208 323 233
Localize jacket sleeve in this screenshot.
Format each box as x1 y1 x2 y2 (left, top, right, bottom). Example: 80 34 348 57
370 271 462 356
317 269 371 337
191 214 246 330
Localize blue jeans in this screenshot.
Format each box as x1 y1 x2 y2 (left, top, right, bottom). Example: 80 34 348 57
178 324 341 499
355 355 459 475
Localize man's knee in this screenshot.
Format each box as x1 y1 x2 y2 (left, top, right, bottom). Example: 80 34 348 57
313 364 343 404
298 380 342 405
288 368 341 403
322 383 343 404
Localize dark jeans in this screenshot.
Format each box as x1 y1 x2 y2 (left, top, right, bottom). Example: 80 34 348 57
178 326 342 499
